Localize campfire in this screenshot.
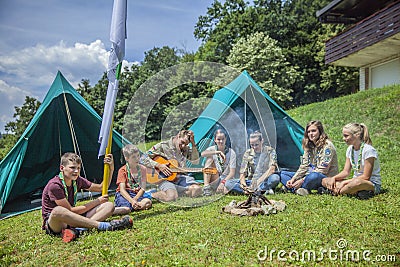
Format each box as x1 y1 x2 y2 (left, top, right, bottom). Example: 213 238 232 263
222 186 286 216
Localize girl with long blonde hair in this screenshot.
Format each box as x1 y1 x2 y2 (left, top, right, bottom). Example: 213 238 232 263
321 123 381 198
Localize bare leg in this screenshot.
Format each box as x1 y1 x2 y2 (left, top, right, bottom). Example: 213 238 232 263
114 198 152 214
203 158 214 186
136 198 152 210
187 184 203 197
331 180 346 195
339 178 375 195
47 206 100 233
203 173 211 187
209 175 221 187
86 202 114 221
152 189 178 202
113 207 131 215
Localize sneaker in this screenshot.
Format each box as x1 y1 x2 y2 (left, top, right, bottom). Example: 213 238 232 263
61 228 79 243
265 189 275 195
295 188 309 196
280 187 288 193
203 185 212 196
357 190 374 200
109 215 133 231
318 187 333 195
75 227 88 236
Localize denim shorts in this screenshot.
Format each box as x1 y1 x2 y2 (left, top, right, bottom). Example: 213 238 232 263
114 191 152 211
158 174 198 195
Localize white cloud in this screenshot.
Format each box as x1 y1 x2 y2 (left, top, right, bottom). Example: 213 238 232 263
0 40 110 89
0 40 138 132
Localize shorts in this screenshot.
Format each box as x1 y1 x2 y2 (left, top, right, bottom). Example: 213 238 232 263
44 220 61 236
114 191 152 211
158 174 199 195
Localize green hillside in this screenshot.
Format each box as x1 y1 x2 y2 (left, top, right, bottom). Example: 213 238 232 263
288 84 399 194
0 85 399 266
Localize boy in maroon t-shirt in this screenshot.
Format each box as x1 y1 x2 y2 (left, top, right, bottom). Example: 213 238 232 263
41 152 133 242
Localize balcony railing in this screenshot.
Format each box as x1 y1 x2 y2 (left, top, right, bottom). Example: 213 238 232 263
325 1 400 64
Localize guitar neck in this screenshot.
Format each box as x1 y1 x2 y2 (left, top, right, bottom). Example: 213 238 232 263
170 168 204 173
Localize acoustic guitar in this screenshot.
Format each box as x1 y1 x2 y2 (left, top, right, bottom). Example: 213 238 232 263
146 156 218 184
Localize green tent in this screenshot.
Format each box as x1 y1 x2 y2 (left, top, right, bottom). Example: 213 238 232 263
190 70 304 173
0 71 124 217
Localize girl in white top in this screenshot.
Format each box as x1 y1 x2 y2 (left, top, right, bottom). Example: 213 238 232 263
201 129 236 195
322 123 381 196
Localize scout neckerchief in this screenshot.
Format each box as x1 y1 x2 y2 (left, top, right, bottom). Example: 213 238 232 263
214 145 227 173
59 172 77 206
245 148 256 178
308 146 321 172
126 163 141 190
351 142 365 172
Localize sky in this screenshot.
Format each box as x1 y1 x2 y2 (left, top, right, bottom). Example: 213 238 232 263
0 0 215 133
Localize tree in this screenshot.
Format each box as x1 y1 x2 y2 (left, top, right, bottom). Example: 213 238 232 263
5 96 41 137
77 74 109 116
227 32 299 104
194 0 359 107
0 96 41 160
194 0 251 63
0 134 18 161
122 46 182 142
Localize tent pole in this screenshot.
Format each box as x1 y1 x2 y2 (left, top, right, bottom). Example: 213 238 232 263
244 88 247 150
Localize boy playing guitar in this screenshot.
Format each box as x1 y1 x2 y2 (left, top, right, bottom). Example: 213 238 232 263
142 130 203 202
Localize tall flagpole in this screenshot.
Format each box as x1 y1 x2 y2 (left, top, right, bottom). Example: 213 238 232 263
99 0 127 195
102 118 114 196
101 63 122 195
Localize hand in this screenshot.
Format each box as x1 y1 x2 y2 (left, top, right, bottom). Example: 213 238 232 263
104 154 114 167
326 177 336 190
187 130 195 144
158 164 172 177
216 183 225 193
292 179 304 189
131 199 139 209
286 179 294 188
98 195 109 204
336 180 351 194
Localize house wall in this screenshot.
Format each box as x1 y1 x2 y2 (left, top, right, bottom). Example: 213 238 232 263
359 67 367 91
369 58 400 89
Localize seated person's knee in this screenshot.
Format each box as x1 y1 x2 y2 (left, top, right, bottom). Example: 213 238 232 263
103 201 115 211
143 199 152 209
189 184 203 197
166 191 178 202
306 172 320 180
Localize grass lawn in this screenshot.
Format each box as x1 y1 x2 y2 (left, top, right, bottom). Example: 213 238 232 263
0 85 399 266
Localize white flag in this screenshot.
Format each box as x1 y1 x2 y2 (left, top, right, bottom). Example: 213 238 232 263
98 0 127 157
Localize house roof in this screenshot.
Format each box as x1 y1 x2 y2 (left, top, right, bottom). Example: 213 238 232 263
316 0 397 24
